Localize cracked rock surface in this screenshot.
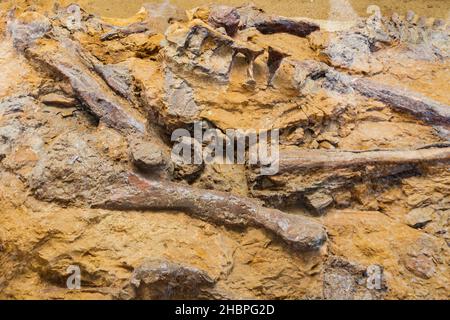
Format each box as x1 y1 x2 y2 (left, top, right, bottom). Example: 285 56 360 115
0 2 449 300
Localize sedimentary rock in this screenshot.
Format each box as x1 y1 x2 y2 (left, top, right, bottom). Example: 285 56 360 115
207 5 240 36
25 36 146 134
405 207 435 229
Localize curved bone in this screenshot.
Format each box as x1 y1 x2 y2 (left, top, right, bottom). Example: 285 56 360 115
23 34 146 134
28 43 146 134
94 173 328 251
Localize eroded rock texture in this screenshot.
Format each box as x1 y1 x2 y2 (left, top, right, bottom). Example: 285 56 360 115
0 3 449 300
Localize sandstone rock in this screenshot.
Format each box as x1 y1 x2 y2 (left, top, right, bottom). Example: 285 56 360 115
333 190 353 208
305 192 334 214
163 68 200 124
323 257 385 300
29 131 126 205
171 136 204 180
403 254 436 279
193 163 248 196
283 127 305 145
122 259 215 300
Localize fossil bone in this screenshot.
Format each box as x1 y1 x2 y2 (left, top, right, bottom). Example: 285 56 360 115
350 78 450 126
276 144 450 173
94 172 328 251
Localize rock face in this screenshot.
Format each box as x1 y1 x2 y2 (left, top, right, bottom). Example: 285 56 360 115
0 3 449 300
121 259 216 299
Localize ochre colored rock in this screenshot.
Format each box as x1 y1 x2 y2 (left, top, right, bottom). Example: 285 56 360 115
0 2 449 300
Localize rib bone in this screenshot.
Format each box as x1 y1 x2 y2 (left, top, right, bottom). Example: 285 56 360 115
94 173 328 251
350 78 450 126
277 145 450 173
8 11 146 135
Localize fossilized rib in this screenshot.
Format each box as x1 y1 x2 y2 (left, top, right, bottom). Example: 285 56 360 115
276 145 450 173
179 20 264 83
94 173 328 251
350 78 450 126
291 59 450 126
28 45 145 134
100 22 154 41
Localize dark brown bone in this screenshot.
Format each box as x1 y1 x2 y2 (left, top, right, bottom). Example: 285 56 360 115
208 5 240 36
25 36 146 134
237 5 320 37
100 22 153 41
94 173 327 251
